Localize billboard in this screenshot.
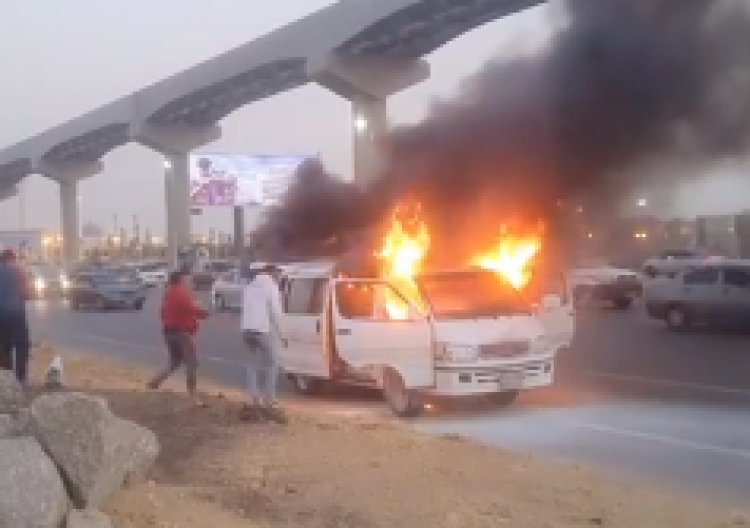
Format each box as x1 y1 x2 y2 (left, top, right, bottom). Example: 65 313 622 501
189 154 309 208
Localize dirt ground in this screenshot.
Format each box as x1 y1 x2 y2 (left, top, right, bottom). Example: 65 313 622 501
28 348 747 528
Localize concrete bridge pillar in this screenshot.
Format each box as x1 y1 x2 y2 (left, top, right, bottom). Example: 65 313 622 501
36 159 103 269
132 122 221 268
59 179 80 267
308 54 430 186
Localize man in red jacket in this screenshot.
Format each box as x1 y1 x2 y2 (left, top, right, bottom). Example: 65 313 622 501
148 270 208 401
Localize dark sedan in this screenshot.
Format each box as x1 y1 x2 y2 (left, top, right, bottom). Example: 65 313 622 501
68 272 146 311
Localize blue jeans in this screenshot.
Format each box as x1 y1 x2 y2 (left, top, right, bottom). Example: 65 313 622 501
243 330 280 404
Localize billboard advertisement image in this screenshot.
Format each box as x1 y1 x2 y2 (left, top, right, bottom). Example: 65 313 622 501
189 154 310 208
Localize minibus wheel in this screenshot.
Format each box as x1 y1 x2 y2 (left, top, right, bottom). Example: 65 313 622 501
382 368 423 418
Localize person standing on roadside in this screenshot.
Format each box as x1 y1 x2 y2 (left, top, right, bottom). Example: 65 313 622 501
240 264 286 423
0 249 31 386
148 270 209 405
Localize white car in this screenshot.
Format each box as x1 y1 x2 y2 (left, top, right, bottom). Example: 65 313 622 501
136 262 168 288
568 266 641 309
211 269 244 311
279 264 575 417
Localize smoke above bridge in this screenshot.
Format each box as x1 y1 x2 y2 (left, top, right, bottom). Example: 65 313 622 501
255 0 750 260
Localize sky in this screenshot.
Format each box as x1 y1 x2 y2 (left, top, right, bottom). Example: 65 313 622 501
1 0 749 237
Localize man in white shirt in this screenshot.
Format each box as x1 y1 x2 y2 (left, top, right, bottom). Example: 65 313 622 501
241 263 286 423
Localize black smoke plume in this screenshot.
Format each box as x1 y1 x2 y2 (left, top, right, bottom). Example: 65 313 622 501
256 0 750 263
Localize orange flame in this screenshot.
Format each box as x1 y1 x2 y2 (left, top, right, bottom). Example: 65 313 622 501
376 203 430 320
471 234 542 290
376 202 542 317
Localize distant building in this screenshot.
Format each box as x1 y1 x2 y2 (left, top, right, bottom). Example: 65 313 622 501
695 216 737 256
694 213 750 258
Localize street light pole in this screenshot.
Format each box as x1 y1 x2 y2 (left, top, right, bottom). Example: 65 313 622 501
233 206 245 261
18 180 26 229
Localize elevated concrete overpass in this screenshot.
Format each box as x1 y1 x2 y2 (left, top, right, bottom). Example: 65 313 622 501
0 0 543 266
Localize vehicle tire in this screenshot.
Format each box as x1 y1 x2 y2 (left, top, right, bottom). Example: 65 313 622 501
488 390 520 406
134 299 145 311
70 298 80 311
382 368 422 418
613 296 633 310
290 375 322 396
665 305 690 331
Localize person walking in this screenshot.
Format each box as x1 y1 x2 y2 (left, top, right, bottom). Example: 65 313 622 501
148 270 208 404
0 249 30 386
240 264 286 423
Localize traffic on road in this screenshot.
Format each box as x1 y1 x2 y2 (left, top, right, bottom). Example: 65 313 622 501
20 251 750 507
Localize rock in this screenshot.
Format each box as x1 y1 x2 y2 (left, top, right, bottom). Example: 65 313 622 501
31 392 160 509
67 509 113 528
0 414 16 437
0 410 29 438
0 369 24 413
0 437 68 528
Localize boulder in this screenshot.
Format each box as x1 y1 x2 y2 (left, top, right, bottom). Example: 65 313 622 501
0 369 24 413
0 437 69 528
0 414 16 438
67 509 113 528
30 392 160 509
0 410 29 438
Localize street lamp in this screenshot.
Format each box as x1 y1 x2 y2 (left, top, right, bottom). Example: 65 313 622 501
354 114 369 134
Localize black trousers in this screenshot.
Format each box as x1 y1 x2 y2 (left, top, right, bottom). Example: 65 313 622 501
149 330 198 393
0 310 30 383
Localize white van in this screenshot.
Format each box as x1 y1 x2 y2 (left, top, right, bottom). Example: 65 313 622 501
279 263 575 417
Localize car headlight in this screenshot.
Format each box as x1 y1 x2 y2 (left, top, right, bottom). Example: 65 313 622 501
435 344 479 362
34 277 46 292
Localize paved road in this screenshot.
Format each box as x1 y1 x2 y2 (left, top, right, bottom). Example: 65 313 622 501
27 292 750 507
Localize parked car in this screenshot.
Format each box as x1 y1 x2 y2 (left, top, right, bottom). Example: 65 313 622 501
136 261 168 287
645 260 750 330
568 265 641 309
192 260 234 291
68 272 146 311
26 263 71 298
